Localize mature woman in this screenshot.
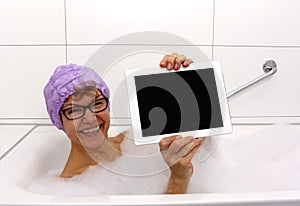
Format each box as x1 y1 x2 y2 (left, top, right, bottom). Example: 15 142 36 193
43 54 202 194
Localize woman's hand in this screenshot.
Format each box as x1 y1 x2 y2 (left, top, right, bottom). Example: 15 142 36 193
159 53 193 70
159 53 197 193
159 135 202 194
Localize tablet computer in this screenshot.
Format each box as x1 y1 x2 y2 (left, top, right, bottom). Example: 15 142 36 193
125 61 232 145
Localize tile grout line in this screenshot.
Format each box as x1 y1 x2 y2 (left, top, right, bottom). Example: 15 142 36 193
211 0 216 61
0 125 38 161
0 123 52 126
1 116 300 121
0 44 65 47
66 44 213 47
0 118 49 120
64 0 68 64
1 116 300 119
0 44 300 48
213 45 300 48
0 123 131 126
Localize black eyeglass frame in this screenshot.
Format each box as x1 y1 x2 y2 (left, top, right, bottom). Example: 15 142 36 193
60 97 108 120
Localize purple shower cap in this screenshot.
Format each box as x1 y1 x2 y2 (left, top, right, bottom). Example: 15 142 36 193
44 64 110 130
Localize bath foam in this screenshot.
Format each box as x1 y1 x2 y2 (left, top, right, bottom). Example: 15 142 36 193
30 125 300 195
188 124 300 193
29 158 170 195
30 164 170 195
29 127 220 195
29 128 171 195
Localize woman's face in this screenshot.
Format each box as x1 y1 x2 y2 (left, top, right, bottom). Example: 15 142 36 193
61 88 110 150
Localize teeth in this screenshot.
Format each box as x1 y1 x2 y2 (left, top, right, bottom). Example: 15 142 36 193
81 125 100 133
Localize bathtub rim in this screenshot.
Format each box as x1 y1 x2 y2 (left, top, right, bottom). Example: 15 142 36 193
2 191 300 205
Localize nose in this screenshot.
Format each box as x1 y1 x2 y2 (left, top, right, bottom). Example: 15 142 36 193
82 108 97 124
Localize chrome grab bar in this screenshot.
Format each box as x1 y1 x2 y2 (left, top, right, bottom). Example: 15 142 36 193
226 60 278 99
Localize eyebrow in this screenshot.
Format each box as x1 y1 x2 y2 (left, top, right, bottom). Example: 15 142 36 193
63 103 80 108
62 95 105 108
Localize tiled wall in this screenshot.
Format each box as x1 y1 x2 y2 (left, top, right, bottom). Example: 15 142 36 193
0 0 299 120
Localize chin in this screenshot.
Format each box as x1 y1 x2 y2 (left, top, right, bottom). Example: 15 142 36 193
79 130 108 150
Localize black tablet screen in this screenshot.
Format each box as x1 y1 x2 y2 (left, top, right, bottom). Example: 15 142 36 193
134 68 223 137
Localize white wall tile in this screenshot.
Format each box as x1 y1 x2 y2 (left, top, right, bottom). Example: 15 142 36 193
1 0 298 122
68 45 212 117
0 125 35 157
66 0 213 45
214 47 300 116
0 46 66 118
67 46 100 65
0 0 65 45
214 0 300 46
67 45 212 65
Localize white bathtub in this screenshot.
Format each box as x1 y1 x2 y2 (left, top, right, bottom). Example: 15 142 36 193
1 118 300 206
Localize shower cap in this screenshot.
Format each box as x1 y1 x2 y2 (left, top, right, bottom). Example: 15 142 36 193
44 64 110 130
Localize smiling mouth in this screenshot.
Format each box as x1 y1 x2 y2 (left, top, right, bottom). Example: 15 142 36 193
80 125 100 134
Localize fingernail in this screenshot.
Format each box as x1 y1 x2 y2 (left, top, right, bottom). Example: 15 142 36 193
195 138 202 144
167 63 172 70
176 135 182 139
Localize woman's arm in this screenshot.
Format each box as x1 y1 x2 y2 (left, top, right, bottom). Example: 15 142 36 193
158 53 201 194
160 135 202 194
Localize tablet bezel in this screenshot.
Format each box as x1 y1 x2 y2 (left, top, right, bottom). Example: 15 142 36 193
125 61 232 145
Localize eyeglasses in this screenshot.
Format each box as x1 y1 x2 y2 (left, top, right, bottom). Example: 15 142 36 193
60 98 108 120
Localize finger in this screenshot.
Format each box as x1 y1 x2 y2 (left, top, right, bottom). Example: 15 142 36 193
159 55 171 68
170 53 182 70
166 55 177 70
175 55 186 64
182 58 193 67
174 55 186 70
175 137 202 157
174 141 194 158
183 139 203 162
159 60 166 68
169 136 194 154
159 135 179 151
166 53 180 70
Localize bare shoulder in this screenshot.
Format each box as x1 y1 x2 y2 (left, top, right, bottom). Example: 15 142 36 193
109 131 126 143
108 130 128 151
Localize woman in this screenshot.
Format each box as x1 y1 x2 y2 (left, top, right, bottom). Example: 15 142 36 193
44 53 202 194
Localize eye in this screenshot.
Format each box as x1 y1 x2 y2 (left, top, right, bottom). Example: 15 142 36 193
95 100 104 106
65 107 82 115
72 107 82 113
93 98 107 110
